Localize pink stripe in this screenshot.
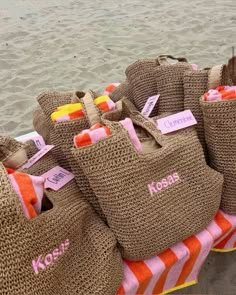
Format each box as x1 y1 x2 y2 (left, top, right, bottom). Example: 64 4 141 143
220 210 236 225
143 256 166 295
90 128 107 144
31 175 45 215
186 230 213 282
107 99 116 111
224 231 236 249
120 118 142 152
206 220 223 240
55 114 70 123
8 174 30 218
213 228 235 247
122 262 139 295
163 243 190 290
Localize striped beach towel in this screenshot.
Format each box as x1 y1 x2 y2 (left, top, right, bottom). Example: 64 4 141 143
117 210 236 295
51 95 116 123
7 168 45 219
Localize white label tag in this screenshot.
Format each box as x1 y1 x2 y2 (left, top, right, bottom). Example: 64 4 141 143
157 110 197 134
141 95 160 117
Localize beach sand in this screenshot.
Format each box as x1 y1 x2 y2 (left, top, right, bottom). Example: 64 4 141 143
0 0 236 137
0 0 236 294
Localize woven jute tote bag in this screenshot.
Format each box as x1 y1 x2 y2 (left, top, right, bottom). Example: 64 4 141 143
35 90 88 170
200 62 236 214
0 141 123 295
72 98 223 261
183 58 234 155
38 91 106 220
110 55 191 116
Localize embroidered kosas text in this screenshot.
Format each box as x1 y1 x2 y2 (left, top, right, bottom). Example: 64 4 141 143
148 173 180 196
32 239 70 275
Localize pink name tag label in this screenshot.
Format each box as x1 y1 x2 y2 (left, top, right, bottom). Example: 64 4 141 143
141 95 160 117
157 110 197 134
21 145 54 169
42 166 74 191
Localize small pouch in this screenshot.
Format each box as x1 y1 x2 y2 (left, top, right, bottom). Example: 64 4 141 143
72 98 223 260
0 160 123 295
37 91 109 220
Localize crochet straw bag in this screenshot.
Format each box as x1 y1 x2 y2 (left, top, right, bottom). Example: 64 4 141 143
35 90 87 170
109 79 134 103
72 98 223 260
0 139 123 295
183 58 234 155
200 63 236 214
110 55 191 116
33 106 51 144
36 91 106 219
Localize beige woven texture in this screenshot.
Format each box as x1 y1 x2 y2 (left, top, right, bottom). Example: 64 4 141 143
35 90 106 219
200 98 236 215
110 55 191 117
109 80 134 103
0 136 28 169
33 107 51 144
153 62 192 113
36 90 86 170
72 100 223 260
125 58 159 116
0 139 123 295
183 60 233 156
183 69 209 154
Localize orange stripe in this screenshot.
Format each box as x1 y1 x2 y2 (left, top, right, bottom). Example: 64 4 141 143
214 211 232 244
74 133 92 147
214 211 232 233
116 285 125 295
214 229 236 249
13 172 38 218
68 109 84 120
97 101 110 112
125 260 152 294
153 249 178 294
175 236 201 286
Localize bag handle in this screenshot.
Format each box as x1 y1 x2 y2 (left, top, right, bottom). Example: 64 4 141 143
102 98 170 147
208 64 225 89
81 91 102 126
228 56 236 85
156 55 188 65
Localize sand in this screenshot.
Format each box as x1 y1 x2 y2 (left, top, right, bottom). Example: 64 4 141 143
0 0 236 294
0 0 236 136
